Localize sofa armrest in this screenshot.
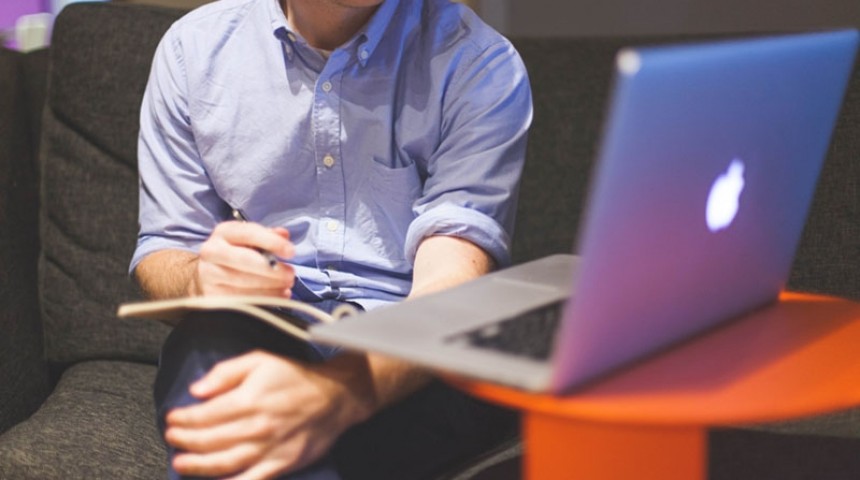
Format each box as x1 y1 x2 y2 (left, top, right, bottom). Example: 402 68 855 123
0 47 49 434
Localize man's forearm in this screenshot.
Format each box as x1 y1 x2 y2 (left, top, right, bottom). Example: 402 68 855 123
356 235 496 412
409 235 495 298
135 249 199 300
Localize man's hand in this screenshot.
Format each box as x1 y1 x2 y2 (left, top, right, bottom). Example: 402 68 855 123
136 221 297 300
164 350 376 480
190 221 296 297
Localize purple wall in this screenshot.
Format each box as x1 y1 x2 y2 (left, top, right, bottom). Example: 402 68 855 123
0 0 48 30
1 0 51 49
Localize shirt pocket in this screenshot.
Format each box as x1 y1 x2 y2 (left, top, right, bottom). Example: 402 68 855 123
368 156 423 205
352 157 423 267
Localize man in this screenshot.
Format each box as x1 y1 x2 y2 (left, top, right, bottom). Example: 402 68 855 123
132 0 532 478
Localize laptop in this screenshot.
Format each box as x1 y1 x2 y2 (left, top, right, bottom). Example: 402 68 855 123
312 30 860 394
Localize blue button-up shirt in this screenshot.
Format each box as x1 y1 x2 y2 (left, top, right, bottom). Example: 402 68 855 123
132 0 532 310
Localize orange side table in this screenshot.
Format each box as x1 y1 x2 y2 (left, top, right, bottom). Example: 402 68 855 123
450 292 860 480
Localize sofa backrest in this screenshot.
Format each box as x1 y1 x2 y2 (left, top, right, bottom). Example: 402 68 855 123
39 4 181 366
788 58 860 299
509 38 616 265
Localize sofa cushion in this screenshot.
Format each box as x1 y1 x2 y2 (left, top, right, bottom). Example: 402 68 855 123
0 360 165 479
38 3 184 365
0 47 50 434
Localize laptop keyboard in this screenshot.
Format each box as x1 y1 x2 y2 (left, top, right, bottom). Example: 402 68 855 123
446 302 564 361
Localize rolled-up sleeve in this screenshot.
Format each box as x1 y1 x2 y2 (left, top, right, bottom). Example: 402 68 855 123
130 26 229 275
405 40 533 267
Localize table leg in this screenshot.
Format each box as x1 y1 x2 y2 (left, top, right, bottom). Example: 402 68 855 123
524 411 706 479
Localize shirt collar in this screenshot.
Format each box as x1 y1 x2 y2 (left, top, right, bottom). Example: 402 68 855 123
268 0 295 60
268 0 400 67
354 0 400 67
268 0 289 33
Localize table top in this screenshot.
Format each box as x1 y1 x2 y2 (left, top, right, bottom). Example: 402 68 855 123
451 292 860 427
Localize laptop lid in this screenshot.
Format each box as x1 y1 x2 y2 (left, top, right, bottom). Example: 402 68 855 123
548 29 859 392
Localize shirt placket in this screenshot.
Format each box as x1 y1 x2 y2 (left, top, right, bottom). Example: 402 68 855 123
312 54 348 297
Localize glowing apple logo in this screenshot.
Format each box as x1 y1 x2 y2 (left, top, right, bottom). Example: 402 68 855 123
706 159 745 233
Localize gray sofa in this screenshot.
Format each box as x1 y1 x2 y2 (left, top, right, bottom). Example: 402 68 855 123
1 3 859 479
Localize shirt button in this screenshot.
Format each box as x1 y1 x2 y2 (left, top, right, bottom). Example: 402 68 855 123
326 220 339 232
321 81 333 92
323 154 335 168
359 49 369 60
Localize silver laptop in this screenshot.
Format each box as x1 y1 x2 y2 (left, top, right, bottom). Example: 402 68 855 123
312 30 859 394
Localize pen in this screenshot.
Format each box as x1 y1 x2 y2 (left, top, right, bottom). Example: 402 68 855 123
231 208 280 269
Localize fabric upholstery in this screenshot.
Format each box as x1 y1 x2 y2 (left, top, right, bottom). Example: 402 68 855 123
0 47 49 434
38 4 178 365
0 361 165 480
20 47 49 175
788 59 860 300
509 38 612 264
710 427 860 480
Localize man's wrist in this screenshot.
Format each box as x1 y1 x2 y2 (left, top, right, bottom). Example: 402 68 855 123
325 353 379 426
322 352 431 429
185 262 202 297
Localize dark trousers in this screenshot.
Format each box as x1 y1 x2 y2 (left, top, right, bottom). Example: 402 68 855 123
154 310 518 480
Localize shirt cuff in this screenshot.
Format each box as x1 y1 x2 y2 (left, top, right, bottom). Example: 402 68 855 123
404 202 512 268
